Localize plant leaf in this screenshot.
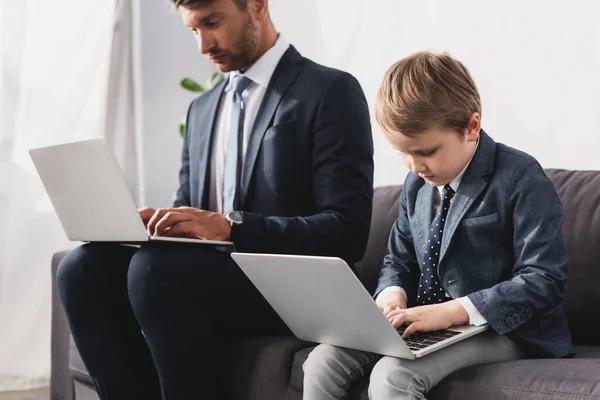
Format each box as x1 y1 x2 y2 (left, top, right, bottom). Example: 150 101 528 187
210 72 225 87
179 122 185 138
180 78 205 93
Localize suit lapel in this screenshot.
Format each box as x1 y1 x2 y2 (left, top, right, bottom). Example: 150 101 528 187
239 46 303 207
194 82 226 209
438 130 496 264
414 183 435 255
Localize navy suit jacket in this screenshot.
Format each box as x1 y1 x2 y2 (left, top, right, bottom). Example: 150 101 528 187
375 130 573 358
174 46 374 263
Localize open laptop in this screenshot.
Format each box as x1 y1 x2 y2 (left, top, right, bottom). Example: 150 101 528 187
29 138 232 246
231 253 487 359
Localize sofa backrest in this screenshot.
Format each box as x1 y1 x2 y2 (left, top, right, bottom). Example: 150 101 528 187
354 169 600 346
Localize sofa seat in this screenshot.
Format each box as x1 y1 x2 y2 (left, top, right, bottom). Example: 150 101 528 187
287 344 600 400
51 169 600 400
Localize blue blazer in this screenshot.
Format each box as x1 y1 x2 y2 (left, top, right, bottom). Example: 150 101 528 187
375 130 573 358
173 46 374 263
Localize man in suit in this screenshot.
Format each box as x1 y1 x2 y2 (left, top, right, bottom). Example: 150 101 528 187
57 0 374 399
303 51 572 399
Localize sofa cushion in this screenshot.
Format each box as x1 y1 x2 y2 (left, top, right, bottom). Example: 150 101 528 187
289 345 600 400
223 336 313 400
68 334 314 400
354 185 402 295
545 169 600 346
429 356 600 400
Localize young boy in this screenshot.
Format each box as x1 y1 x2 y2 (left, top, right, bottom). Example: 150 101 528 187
302 51 574 399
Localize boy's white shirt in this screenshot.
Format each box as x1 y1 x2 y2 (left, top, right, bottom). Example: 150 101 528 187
377 139 487 326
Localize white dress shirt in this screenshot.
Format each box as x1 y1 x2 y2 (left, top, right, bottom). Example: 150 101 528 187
377 139 487 326
208 36 290 213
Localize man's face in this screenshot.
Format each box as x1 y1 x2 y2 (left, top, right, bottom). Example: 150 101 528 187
384 126 479 187
181 0 260 72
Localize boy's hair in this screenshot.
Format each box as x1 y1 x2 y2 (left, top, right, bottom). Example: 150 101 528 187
376 51 481 138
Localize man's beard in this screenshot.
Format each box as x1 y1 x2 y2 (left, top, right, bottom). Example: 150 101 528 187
228 13 259 72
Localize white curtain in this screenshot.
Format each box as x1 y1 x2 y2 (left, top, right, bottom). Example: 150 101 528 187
0 0 143 391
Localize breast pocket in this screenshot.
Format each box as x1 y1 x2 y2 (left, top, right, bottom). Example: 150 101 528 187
262 119 297 143
460 212 500 227
456 212 506 283
458 212 503 255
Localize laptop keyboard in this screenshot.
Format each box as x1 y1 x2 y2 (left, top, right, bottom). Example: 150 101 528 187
396 325 461 352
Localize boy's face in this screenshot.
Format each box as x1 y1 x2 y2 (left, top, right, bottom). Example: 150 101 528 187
385 115 480 187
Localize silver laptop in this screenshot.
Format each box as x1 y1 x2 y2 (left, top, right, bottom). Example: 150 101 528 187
231 253 487 359
29 138 232 246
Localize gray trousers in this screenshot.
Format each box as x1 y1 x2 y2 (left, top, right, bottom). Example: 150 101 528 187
302 330 523 400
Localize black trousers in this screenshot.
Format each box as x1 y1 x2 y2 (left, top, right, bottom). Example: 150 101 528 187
57 242 290 400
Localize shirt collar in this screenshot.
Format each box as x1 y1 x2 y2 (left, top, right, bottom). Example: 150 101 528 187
437 136 480 195
225 34 290 91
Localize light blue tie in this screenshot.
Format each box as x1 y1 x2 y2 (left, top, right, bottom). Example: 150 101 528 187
222 75 253 214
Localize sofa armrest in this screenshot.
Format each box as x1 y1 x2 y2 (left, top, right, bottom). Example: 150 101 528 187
51 251 74 400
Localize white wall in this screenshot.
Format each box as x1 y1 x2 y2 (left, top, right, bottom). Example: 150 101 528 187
140 0 600 205
139 1 215 207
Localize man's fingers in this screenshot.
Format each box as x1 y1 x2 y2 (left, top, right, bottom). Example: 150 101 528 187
162 221 198 239
154 212 189 236
147 208 168 235
138 207 156 226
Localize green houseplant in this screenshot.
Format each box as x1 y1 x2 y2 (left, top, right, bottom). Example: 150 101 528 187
179 71 226 137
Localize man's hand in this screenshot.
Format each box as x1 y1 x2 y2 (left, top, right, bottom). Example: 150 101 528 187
386 299 469 338
376 290 407 317
146 207 231 241
138 207 156 228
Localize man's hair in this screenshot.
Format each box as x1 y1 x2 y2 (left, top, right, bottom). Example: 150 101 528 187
376 51 481 138
170 0 247 12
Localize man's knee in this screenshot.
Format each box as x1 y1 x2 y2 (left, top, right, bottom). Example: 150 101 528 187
127 246 179 318
56 244 104 304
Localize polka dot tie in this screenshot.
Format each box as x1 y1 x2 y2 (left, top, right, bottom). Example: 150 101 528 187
417 185 455 306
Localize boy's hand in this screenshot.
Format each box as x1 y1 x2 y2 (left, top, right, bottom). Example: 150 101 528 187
387 300 469 338
376 290 407 316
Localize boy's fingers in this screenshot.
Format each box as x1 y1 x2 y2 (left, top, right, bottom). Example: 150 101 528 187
402 322 422 338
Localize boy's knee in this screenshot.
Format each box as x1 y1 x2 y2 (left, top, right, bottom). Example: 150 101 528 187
369 357 426 399
303 344 346 382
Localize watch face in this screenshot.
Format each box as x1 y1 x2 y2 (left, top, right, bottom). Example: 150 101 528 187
229 211 243 224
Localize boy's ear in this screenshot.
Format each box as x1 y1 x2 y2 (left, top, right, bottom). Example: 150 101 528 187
465 112 481 142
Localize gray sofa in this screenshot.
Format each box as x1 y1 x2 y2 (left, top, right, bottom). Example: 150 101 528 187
50 168 600 400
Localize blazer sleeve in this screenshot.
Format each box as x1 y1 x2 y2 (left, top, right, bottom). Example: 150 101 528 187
467 159 569 335
373 182 421 304
173 101 193 208
231 72 374 263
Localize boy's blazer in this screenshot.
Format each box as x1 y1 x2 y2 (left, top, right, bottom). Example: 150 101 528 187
174 45 374 264
376 130 573 358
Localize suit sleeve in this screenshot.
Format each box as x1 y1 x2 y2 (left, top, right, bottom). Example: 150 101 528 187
231 72 374 263
173 101 193 207
373 183 421 304
467 160 569 334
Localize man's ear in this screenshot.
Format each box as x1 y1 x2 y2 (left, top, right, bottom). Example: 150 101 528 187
248 0 269 20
